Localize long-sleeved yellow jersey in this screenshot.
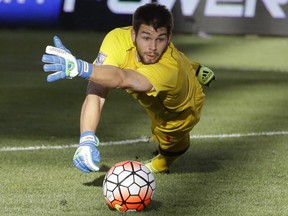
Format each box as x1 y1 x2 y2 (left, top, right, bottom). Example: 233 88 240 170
94 26 205 140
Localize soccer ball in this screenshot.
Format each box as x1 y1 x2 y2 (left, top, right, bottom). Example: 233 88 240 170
103 160 156 212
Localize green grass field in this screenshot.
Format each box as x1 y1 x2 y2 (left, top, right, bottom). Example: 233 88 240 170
0 29 288 216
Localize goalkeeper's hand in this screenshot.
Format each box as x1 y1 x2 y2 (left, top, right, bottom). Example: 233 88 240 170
42 36 93 82
73 131 101 173
196 66 216 87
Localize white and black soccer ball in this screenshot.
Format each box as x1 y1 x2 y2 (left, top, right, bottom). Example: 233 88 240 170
103 160 156 212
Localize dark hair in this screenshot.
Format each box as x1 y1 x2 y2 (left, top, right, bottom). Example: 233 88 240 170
132 3 174 36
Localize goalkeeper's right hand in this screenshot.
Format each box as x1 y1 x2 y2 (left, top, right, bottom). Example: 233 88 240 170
73 131 101 173
42 36 93 82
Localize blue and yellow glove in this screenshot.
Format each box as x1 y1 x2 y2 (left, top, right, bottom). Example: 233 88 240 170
42 36 93 82
73 131 101 173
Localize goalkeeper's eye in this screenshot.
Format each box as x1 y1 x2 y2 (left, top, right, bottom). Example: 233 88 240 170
142 36 151 41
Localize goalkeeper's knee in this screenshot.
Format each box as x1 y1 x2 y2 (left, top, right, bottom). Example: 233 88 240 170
196 66 216 86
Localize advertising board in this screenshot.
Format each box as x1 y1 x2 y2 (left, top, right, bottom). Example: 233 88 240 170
0 0 287 36
0 0 62 25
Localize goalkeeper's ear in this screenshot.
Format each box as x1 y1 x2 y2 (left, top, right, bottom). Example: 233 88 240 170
196 66 216 87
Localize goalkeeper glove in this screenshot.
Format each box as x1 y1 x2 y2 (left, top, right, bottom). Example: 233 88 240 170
73 131 101 173
196 66 216 86
42 36 93 82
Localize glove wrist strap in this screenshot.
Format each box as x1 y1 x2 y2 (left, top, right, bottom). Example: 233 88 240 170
80 131 99 146
77 60 93 79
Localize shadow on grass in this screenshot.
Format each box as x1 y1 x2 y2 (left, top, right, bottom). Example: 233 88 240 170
83 174 105 187
168 139 236 174
82 164 111 187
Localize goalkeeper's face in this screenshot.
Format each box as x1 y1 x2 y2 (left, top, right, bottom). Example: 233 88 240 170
132 24 170 65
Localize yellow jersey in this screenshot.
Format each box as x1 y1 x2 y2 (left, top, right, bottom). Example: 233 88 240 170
94 26 204 124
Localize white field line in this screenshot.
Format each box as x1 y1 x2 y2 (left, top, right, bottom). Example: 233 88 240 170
0 131 288 152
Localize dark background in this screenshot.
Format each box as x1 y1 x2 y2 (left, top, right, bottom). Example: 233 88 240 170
0 0 287 36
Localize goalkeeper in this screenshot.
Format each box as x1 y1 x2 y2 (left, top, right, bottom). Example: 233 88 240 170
42 3 215 173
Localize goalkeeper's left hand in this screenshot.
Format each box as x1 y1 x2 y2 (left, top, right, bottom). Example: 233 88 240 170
196 66 216 87
73 131 101 173
42 36 93 82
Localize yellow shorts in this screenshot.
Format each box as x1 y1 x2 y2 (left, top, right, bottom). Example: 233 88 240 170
150 86 205 156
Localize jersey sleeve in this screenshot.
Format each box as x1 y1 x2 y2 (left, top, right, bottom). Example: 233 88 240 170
93 28 130 66
190 60 201 75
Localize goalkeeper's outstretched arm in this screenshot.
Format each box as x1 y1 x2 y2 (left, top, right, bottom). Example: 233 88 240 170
88 65 153 92
42 36 153 92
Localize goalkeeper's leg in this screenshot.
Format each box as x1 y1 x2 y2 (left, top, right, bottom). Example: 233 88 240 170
145 135 190 173
145 154 178 173
145 95 204 173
